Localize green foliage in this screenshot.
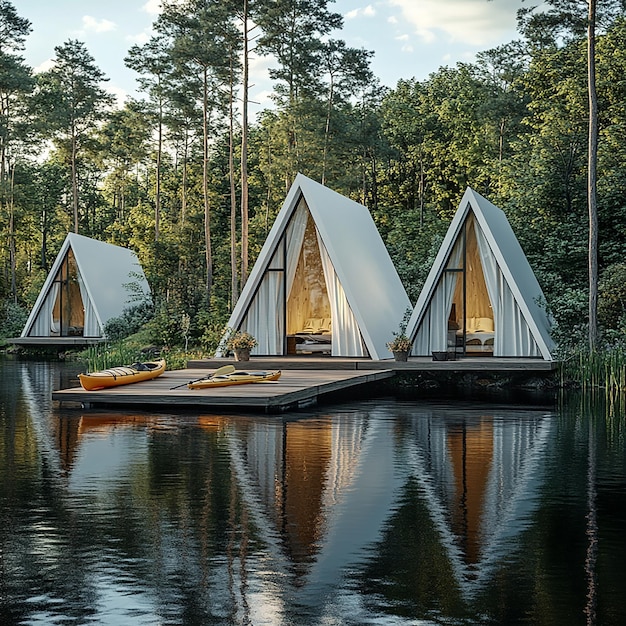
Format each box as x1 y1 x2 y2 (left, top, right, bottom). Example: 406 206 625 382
4 1 626 377
200 318 228 356
223 327 257 351
386 308 413 353
560 347 626 402
543 285 588 354
0 301 28 342
598 262 626 330
103 301 155 342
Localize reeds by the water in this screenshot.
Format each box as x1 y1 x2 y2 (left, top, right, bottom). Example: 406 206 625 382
560 348 626 411
83 343 196 372
85 343 148 372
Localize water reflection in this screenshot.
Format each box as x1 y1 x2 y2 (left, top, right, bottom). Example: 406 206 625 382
400 407 551 598
2 360 626 625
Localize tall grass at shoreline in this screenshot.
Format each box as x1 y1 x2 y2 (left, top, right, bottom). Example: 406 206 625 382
82 343 198 372
560 347 626 411
85 343 148 372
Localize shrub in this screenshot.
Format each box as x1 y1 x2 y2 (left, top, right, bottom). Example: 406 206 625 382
599 263 626 330
104 301 154 342
200 319 230 355
0 301 28 341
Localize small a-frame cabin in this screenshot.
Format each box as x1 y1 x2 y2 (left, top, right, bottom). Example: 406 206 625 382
406 188 554 360
19 233 150 344
218 174 412 359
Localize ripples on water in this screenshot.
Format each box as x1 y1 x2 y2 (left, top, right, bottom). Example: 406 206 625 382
1 360 626 625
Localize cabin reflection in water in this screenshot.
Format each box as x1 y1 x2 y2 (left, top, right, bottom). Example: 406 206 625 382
406 408 551 594
208 407 551 597
447 419 494 565
222 414 369 581
24 353 551 606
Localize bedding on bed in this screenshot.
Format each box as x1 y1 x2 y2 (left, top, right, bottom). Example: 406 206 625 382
457 317 494 352
293 317 332 354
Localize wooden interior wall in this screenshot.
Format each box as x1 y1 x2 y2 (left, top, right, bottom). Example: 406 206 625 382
450 217 493 326
286 212 331 334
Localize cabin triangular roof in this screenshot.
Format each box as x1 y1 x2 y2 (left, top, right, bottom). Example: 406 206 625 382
21 233 150 338
406 187 554 360
222 174 412 359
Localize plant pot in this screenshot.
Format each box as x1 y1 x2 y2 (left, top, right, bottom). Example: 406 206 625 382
432 351 448 361
393 350 409 362
233 348 251 362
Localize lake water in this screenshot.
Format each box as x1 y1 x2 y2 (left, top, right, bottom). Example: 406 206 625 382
1 359 625 625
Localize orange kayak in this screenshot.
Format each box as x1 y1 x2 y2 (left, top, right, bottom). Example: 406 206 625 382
78 359 166 391
188 370 281 389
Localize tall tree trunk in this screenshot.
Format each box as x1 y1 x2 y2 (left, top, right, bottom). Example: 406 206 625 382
587 0 598 351
182 129 189 224
202 67 213 305
240 0 250 288
71 128 79 233
155 93 163 242
229 48 239 304
321 78 334 186
9 163 17 303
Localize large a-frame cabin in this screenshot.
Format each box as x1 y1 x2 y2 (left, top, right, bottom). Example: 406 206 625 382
217 174 412 360
406 188 554 360
17 233 150 346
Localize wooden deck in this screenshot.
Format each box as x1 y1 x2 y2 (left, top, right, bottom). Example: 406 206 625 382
52 368 395 413
186 356 557 372
10 336 105 347
52 356 556 413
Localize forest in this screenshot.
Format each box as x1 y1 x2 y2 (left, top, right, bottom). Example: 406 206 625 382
1 0 626 359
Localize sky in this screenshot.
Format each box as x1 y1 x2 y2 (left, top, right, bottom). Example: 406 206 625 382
16 0 527 113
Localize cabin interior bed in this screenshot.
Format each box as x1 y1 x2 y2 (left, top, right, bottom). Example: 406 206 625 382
449 316 494 353
292 317 332 354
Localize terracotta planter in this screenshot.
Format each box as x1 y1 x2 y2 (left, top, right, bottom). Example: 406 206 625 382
393 350 409 362
233 348 251 361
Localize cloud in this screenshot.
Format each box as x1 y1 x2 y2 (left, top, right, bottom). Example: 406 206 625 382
82 16 116 33
345 5 377 20
126 30 151 45
142 0 186 15
33 58 55 74
388 0 523 46
106 84 128 109
142 0 163 15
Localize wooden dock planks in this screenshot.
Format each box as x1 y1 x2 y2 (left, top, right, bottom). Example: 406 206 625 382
52 368 395 412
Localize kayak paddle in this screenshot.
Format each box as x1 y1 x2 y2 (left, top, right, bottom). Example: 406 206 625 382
170 364 236 389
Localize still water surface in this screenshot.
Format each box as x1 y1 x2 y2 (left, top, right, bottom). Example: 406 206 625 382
1 359 626 625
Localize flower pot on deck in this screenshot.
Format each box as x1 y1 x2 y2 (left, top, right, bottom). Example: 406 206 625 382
233 348 251 361
393 350 409 362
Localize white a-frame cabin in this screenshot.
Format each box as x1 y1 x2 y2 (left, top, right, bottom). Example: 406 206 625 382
406 188 554 360
218 174 412 359
20 233 150 343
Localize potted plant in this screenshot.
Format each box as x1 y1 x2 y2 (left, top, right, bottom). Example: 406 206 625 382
386 308 413 362
224 328 257 361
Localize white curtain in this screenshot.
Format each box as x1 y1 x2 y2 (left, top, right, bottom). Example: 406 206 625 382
30 282 59 336
285 199 309 299
77 273 100 336
412 243 463 355
317 229 365 357
223 200 308 356
474 221 540 357
244 248 284 355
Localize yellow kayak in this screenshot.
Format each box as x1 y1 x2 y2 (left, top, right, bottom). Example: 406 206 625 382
78 359 166 391
188 370 281 389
